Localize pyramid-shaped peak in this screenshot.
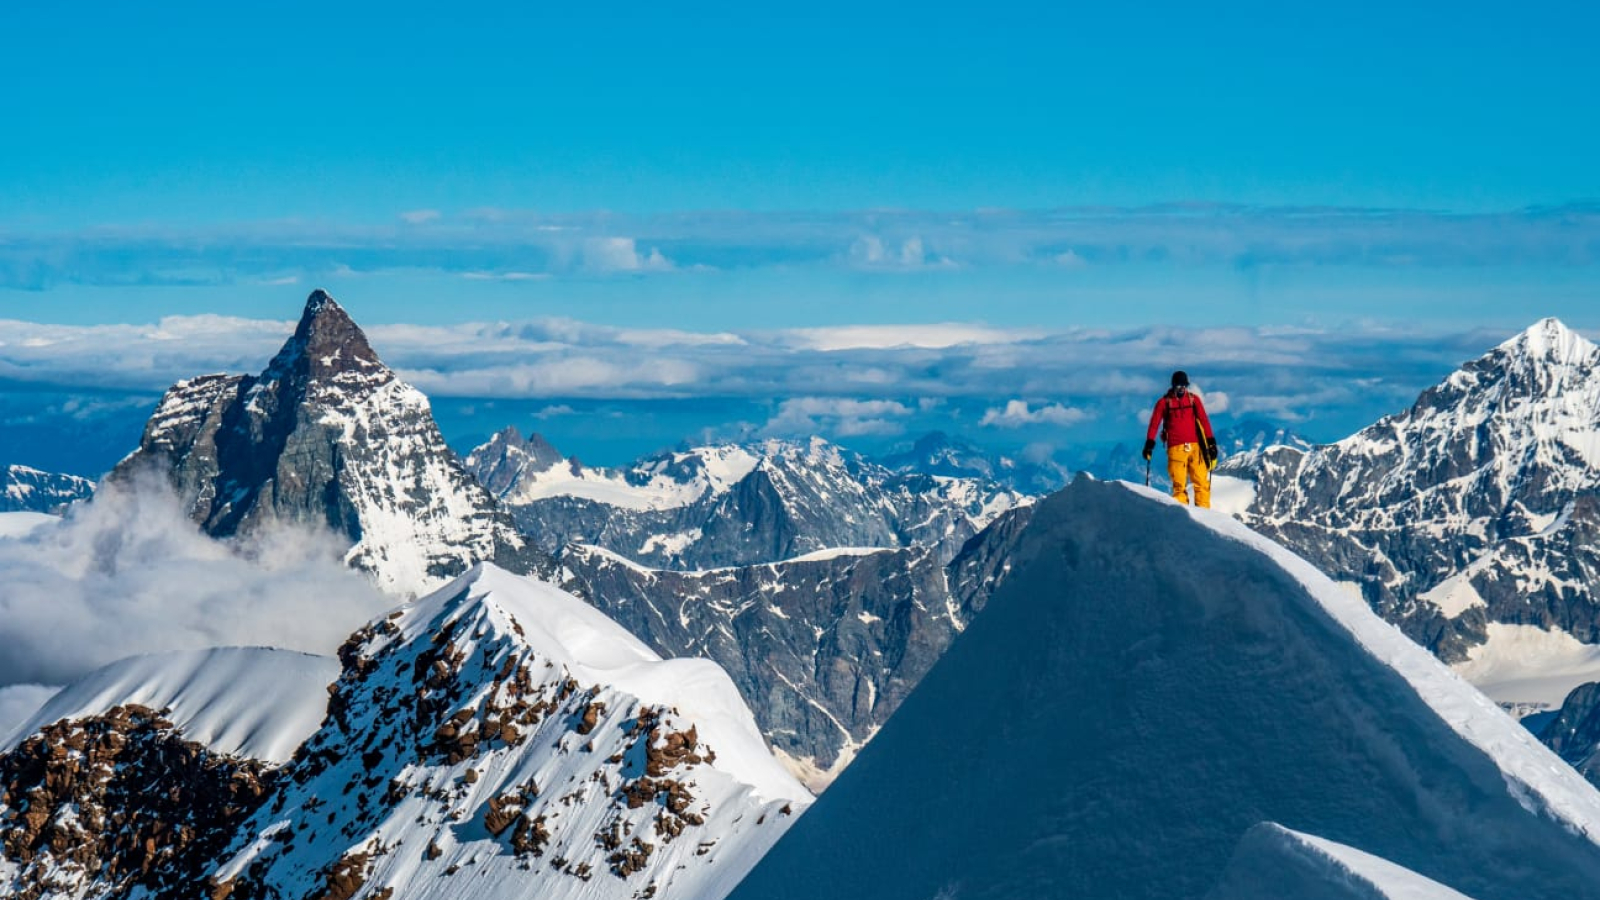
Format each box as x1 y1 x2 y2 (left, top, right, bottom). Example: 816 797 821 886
267 290 383 377
304 288 340 314
1498 317 1597 365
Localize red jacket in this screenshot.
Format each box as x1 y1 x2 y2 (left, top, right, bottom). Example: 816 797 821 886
1147 390 1214 446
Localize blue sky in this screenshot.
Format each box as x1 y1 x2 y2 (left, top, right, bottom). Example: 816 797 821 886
2 2 1598 470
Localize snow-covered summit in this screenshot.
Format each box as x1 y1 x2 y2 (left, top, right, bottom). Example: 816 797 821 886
729 478 1600 900
113 291 546 596
0 562 811 900
1221 317 1600 673
1495 315 1594 367
258 288 384 381
208 561 808 900
468 429 761 511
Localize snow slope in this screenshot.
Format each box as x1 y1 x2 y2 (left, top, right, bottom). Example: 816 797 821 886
210 562 811 900
729 477 1600 900
1452 623 1600 712
1209 823 1478 900
2 647 338 763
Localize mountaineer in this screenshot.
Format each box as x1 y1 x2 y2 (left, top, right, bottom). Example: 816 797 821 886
1142 370 1218 507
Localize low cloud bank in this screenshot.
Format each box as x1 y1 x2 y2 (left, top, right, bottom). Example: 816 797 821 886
0 473 393 708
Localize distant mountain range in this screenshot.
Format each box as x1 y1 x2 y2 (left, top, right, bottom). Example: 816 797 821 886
466 428 1033 571
1 464 94 514
1213 317 1600 783
561 504 1033 788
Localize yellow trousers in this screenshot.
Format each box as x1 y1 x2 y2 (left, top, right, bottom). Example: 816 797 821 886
1166 441 1211 508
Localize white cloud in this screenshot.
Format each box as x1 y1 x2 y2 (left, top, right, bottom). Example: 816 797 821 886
763 397 914 439
1199 389 1231 413
400 355 701 397
782 324 1041 351
583 237 674 273
847 234 955 270
462 271 548 281
399 209 442 225
0 473 392 689
0 308 1495 448
980 400 1091 428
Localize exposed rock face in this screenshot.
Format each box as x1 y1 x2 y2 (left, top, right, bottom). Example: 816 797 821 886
1540 681 1600 786
0 704 275 900
470 428 566 497
1221 318 1600 662
561 504 1036 785
1 464 94 513
112 291 547 596
470 433 1031 571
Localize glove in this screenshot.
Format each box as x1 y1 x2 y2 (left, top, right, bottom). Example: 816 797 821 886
1142 439 1156 461
1205 438 1219 470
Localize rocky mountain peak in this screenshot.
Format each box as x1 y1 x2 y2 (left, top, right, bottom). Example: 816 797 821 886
468 428 569 497
115 293 547 596
263 289 384 383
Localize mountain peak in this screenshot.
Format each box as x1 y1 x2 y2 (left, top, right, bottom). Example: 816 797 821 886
304 287 338 314
278 289 381 376
116 292 547 594
1499 317 1596 366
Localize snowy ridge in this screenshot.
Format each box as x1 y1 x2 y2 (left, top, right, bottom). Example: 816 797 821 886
210 562 809 900
1165 482 1600 841
0 511 56 538
729 477 1600 900
469 430 761 511
3 647 338 764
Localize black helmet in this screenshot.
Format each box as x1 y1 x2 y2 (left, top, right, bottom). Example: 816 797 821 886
1171 370 1190 387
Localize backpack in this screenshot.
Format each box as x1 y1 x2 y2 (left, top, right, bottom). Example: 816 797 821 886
1160 390 1197 444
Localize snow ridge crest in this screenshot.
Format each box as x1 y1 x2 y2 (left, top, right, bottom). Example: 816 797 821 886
1498 316 1595 367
